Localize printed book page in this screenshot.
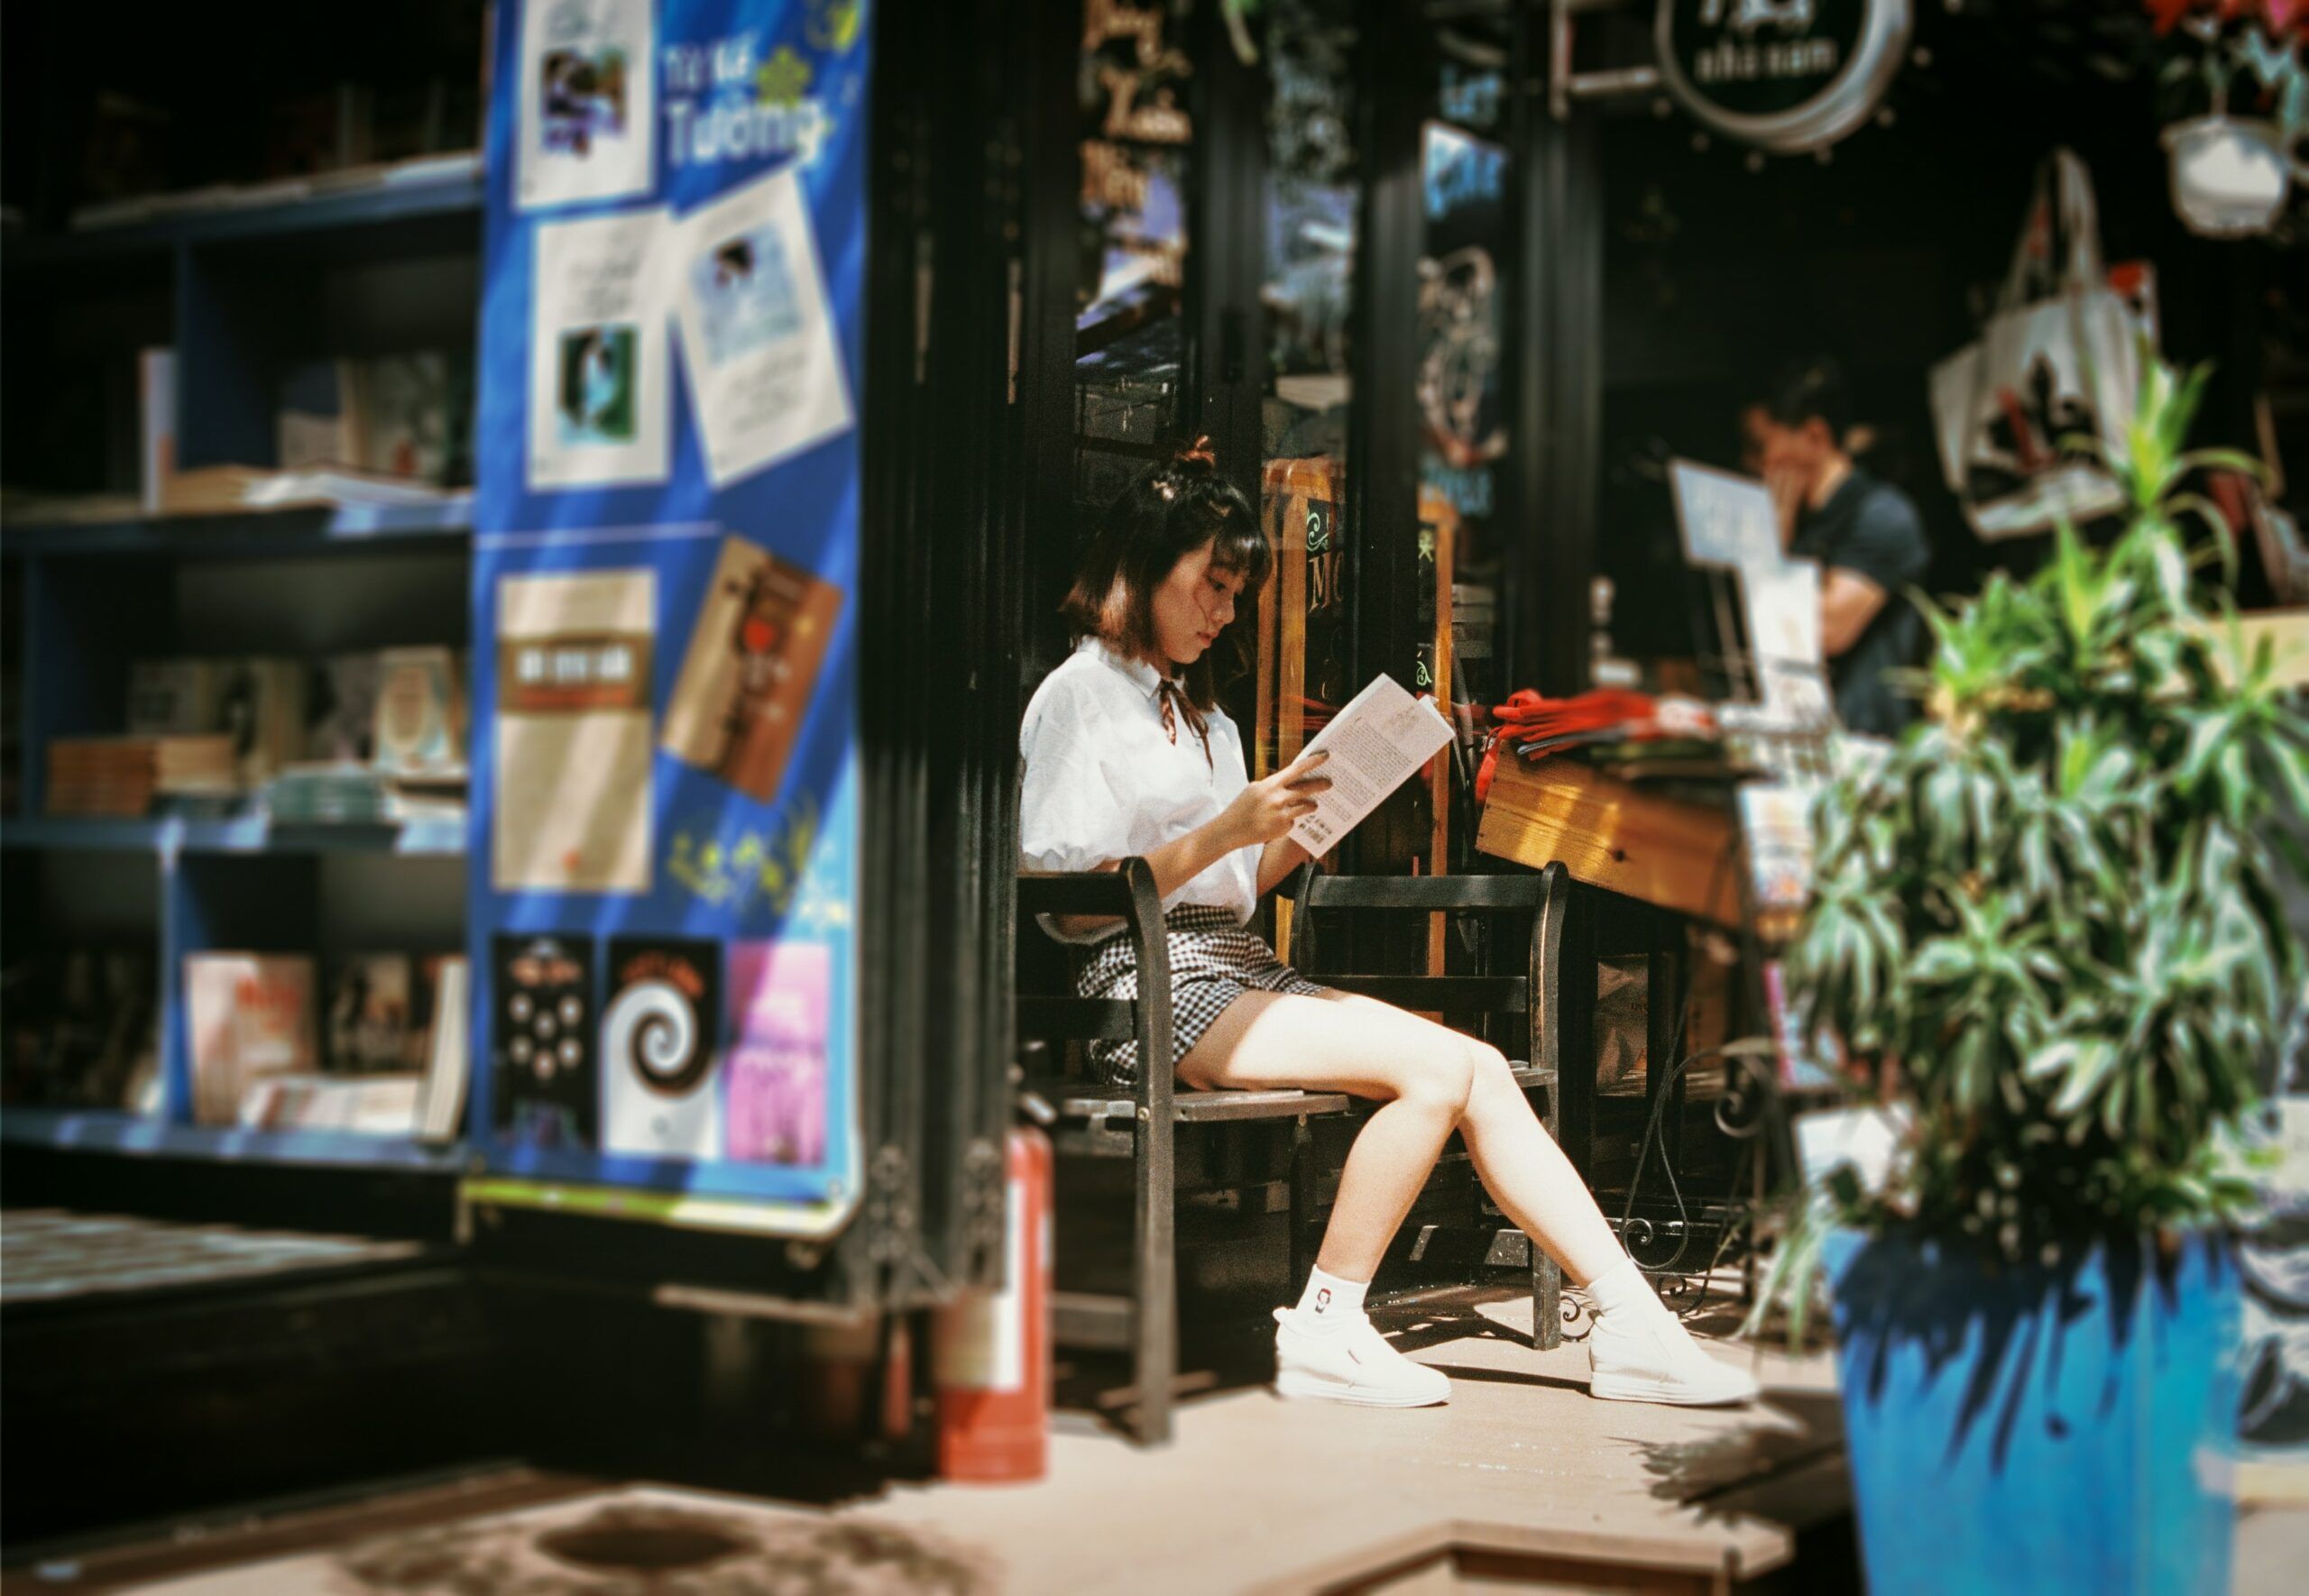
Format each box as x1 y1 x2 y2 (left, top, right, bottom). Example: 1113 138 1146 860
1288 674 1454 859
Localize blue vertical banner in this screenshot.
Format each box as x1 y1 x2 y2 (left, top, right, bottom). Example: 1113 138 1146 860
471 0 869 1231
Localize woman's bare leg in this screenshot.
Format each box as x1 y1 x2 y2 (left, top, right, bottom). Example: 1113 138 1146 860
1185 988 1757 1406
1304 994 1626 1284
1177 990 1474 1280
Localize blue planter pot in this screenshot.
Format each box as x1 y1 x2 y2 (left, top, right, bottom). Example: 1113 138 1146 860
1826 1228 2240 1595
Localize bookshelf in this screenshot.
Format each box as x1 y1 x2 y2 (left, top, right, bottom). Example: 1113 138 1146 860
0 161 484 271
2 816 466 857
2 152 480 1174
0 1108 470 1172
3 500 472 557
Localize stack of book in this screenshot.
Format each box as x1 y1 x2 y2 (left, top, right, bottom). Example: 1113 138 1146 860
45 738 157 817
159 463 458 515
238 1073 425 1136
154 734 239 802
386 775 468 827
266 763 394 825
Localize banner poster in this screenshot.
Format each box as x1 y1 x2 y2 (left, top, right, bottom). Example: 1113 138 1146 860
474 0 869 1232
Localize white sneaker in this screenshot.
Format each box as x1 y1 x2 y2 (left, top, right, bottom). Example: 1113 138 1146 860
1272 1307 1450 1408
1587 1309 1761 1407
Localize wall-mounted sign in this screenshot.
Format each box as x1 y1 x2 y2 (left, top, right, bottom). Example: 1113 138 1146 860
1655 0 1910 155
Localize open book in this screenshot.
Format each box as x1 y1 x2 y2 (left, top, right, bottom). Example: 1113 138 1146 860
1289 675 1456 858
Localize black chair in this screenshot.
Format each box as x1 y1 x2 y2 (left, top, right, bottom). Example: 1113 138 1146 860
1015 860 1352 1445
1281 860 1570 1351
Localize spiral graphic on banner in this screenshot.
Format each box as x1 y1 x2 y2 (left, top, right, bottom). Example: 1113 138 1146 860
603 977 711 1096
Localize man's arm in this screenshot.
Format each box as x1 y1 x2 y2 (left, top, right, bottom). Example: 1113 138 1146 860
1820 568 1890 658
1819 488 1930 658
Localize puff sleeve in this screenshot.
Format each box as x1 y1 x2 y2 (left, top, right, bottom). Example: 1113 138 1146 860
1018 674 1133 875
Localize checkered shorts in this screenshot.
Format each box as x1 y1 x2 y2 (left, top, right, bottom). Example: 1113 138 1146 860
1076 904 1329 1088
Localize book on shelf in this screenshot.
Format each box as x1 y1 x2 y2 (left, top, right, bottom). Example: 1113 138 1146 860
154 735 239 799
374 647 465 776
185 954 317 1127
1 949 159 1111
419 956 471 1142
128 658 224 736
307 653 382 764
279 353 471 489
141 348 175 515
45 737 158 817
325 954 424 1073
262 83 378 185
220 658 309 790
0 488 144 525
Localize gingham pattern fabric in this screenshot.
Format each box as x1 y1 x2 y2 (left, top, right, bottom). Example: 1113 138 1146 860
1076 904 1329 1088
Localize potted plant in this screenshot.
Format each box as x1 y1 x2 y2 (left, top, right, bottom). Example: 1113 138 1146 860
1761 358 2303 1595
2153 1 2307 236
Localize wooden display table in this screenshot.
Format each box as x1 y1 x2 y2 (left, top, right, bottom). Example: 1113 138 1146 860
1476 756 1741 927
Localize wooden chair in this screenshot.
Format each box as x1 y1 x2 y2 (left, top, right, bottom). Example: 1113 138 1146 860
1015 859 1353 1445
1281 860 1570 1351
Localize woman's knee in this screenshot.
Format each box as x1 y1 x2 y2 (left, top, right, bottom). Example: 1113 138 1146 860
1397 1041 1477 1118
1463 1037 1517 1096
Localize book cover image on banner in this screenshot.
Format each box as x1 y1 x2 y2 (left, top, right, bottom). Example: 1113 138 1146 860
672 164 853 488
529 208 673 491
727 939 830 1168
494 568 656 894
662 533 844 800
601 935 722 1160
517 0 658 212
492 932 599 1150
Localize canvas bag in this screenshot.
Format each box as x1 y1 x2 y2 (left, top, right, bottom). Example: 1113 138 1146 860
1929 150 2150 542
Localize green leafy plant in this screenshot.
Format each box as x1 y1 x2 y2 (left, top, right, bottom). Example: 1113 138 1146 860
1753 360 2305 1343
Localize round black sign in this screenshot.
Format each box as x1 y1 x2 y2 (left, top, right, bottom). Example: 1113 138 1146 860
1656 0 1910 154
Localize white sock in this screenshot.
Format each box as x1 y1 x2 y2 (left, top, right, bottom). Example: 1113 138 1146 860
1583 1255 1670 1323
1292 1265 1369 1335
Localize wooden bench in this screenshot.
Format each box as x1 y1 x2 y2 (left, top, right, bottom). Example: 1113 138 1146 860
1017 860 1352 1445
1017 857 1583 1440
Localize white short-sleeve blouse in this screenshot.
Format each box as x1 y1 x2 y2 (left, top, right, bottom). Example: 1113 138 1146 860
1018 636 1260 942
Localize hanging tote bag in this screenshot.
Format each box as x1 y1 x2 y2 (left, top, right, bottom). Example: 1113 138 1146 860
1928 149 2151 542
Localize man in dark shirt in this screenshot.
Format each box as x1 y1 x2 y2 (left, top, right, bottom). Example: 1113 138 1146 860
1740 358 1931 738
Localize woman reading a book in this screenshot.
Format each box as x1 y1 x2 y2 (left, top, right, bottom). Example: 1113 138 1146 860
1018 440 1758 1411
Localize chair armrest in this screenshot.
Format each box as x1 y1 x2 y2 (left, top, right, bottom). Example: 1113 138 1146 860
1016 859 1173 1123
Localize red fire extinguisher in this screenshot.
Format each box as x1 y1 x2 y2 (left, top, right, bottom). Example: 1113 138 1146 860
931 1125 1053 1481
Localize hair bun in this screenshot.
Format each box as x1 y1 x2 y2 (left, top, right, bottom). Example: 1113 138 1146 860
1173 435 1219 472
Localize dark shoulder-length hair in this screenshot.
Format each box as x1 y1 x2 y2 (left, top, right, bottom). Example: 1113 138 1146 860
1060 438 1273 713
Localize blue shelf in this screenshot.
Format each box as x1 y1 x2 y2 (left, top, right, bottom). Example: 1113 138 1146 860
3 815 467 857
3 497 474 559
3 162 484 270
0 1108 468 1172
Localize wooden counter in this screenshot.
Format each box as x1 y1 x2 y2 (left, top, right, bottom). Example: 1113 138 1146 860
1476 756 1743 926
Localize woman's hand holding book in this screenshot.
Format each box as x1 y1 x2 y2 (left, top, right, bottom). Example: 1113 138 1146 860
1219 749 1330 849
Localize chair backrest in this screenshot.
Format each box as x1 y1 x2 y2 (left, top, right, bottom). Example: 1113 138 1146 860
1283 860 1572 1072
